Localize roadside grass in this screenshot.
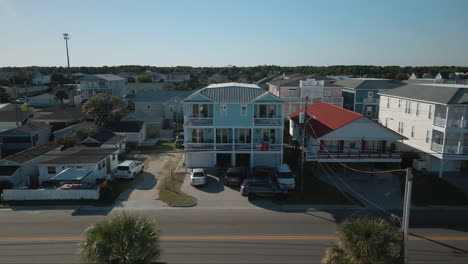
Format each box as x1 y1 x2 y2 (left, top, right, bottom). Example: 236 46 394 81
20 105 37 111
158 158 197 207
398 171 468 206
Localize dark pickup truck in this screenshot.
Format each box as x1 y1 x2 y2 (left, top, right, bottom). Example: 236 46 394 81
240 179 288 200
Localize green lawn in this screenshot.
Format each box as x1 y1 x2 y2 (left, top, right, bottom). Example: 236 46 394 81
399 171 468 206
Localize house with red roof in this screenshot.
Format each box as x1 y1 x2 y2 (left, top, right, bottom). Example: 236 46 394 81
288 101 406 162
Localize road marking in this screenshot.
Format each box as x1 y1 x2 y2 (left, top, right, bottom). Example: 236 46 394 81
1 236 468 242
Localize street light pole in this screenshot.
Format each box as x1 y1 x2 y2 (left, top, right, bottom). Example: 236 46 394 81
63 33 71 79
402 167 413 263
300 96 309 194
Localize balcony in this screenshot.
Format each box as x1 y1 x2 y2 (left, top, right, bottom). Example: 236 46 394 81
431 142 468 155
185 142 282 152
184 117 214 126
362 97 379 104
306 149 402 162
433 118 468 129
254 118 282 126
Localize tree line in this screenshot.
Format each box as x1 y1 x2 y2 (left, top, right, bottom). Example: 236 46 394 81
2 65 468 82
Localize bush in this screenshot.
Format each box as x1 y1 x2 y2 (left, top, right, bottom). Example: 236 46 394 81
99 181 115 201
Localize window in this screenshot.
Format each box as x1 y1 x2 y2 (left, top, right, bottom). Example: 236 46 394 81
192 128 205 143
428 105 432 119
240 105 247 116
398 122 404 134
398 100 401 108
405 101 412 114
425 130 430 143
386 98 390 108
365 106 372 117
368 91 373 97
238 128 251 143
216 128 229 143
47 167 56 174
411 126 415 138
324 89 332 97
416 103 420 116
263 129 276 143
221 104 227 116
169 105 174 113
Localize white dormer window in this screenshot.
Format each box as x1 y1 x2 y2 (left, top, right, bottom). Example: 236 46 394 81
241 105 247 116
221 104 227 116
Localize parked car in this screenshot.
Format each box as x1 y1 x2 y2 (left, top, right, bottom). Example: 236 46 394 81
274 164 295 190
240 179 288 200
175 132 184 148
224 167 248 186
15 97 28 104
252 166 274 181
114 160 144 179
190 168 207 186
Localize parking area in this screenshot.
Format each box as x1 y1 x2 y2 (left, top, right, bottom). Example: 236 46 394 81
181 168 253 207
117 152 182 201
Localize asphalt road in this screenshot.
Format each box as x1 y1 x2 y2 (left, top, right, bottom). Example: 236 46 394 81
0 208 467 263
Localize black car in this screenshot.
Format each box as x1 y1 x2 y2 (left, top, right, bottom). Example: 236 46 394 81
252 166 274 181
224 167 248 186
240 179 288 200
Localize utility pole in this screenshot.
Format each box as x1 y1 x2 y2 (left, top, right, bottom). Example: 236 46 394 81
63 33 74 106
402 167 413 263
300 96 309 194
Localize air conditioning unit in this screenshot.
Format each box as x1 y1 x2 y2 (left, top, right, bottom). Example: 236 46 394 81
413 159 427 171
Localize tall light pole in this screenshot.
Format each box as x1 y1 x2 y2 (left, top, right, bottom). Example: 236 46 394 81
63 33 71 79
299 96 311 194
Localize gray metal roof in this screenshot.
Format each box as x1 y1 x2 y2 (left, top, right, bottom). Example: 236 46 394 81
334 78 405 90
50 168 92 182
38 147 117 165
379 84 468 104
185 83 282 103
133 90 194 103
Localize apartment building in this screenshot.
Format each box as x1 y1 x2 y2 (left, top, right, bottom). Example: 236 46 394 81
379 83 468 176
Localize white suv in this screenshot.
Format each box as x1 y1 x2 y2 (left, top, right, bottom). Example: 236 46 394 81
190 168 207 186
115 160 144 179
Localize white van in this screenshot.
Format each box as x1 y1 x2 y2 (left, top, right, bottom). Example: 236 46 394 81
275 164 295 190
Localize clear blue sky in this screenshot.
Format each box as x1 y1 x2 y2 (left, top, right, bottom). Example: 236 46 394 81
1 0 467 67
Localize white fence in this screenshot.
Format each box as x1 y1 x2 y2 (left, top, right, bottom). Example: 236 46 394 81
1 188 100 201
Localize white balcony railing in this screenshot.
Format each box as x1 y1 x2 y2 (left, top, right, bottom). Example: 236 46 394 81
185 143 282 152
184 117 214 126
254 118 282 126
431 142 467 155
362 97 380 104
433 117 446 127
305 149 401 161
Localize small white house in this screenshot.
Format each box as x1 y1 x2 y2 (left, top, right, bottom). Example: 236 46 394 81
0 143 63 187
27 93 60 108
80 128 126 153
106 121 146 145
36 147 119 184
32 73 52 85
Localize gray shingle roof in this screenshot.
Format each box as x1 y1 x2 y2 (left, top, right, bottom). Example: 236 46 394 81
334 78 405 90
185 83 281 103
15 121 51 133
133 90 194 103
379 84 468 104
0 111 32 122
38 147 117 165
3 143 63 164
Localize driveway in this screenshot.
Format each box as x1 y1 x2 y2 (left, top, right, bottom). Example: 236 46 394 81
117 152 182 201
315 164 404 210
181 168 272 209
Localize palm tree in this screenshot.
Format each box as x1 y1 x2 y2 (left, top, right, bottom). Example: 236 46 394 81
80 213 160 264
54 89 69 105
322 216 402 264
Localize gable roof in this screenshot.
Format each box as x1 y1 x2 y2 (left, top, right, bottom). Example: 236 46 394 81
288 101 363 138
379 83 468 104
84 128 125 145
79 74 125 82
14 121 51 133
38 147 117 165
334 78 405 91
133 90 193 103
3 143 63 164
106 121 144 133
184 82 282 103
53 121 97 136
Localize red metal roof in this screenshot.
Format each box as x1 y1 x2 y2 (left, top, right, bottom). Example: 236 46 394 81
288 101 363 138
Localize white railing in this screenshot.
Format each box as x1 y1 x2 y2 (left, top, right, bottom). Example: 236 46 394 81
185 143 282 152
431 142 444 153
430 142 467 155
433 117 446 127
184 117 214 126
254 118 282 126
2 187 100 201
305 150 401 161
363 97 379 104
323 97 344 104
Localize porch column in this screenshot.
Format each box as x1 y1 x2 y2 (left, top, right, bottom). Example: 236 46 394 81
213 128 217 151
439 159 445 178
